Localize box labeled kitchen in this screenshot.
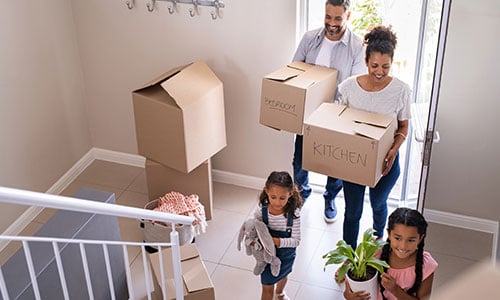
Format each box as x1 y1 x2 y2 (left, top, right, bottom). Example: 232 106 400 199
303 103 396 187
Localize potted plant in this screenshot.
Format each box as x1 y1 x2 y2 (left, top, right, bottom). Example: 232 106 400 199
323 228 389 299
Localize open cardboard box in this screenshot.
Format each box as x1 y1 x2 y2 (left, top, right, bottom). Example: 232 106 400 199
303 103 396 187
149 244 215 300
145 158 213 220
260 61 338 134
132 60 226 173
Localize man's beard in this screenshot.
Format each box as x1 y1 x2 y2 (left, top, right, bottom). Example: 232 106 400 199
326 25 342 37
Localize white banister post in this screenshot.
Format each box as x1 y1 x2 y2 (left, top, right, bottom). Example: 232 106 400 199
170 224 184 300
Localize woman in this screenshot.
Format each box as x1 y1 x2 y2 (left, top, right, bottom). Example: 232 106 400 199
337 25 411 248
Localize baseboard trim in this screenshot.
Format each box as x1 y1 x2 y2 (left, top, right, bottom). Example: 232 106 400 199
211 169 265 191
4 148 498 262
424 208 499 264
92 148 145 168
0 148 96 251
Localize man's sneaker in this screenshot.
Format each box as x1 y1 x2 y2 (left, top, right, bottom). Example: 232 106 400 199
324 198 337 223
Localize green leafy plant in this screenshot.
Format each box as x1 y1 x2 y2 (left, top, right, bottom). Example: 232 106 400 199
350 0 383 37
323 228 389 282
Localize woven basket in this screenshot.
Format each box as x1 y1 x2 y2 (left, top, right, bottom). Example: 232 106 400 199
140 199 194 245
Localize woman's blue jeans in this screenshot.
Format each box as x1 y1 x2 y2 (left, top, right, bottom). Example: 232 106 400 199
342 153 401 249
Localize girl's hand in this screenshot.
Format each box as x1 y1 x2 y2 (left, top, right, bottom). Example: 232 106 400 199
344 279 371 300
380 272 399 294
272 237 280 247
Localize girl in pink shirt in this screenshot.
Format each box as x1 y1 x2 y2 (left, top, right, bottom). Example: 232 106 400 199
345 207 438 300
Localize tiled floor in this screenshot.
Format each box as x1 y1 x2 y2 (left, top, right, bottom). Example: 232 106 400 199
7 159 493 299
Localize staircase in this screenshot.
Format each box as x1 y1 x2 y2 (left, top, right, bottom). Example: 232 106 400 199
0 186 194 300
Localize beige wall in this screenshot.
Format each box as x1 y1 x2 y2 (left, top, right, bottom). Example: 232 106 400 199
0 1 92 230
2 0 498 244
70 0 297 177
424 1 500 223
0 1 297 232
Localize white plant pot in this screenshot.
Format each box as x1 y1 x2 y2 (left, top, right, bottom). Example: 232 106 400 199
346 271 379 300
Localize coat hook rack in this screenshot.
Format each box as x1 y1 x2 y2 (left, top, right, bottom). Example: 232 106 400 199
126 0 135 9
152 0 226 19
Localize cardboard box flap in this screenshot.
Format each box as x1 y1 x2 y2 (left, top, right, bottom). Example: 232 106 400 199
264 65 303 81
287 75 317 89
160 60 222 110
353 122 387 140
287 61 314 72
302 65 338 82
180 243 200 261
305 103 347 128
135 63 190 92
183 262 213 292
351 110 393 128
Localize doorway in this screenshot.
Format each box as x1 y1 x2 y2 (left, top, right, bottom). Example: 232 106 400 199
303 0 444 209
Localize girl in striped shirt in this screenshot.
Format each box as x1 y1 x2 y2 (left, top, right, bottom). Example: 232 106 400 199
254 171 302 300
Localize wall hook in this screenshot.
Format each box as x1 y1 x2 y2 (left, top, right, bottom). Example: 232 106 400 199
168 0 177 14
126 0 135 9
211 0 222 20
189 0 198 17
146 0 156 12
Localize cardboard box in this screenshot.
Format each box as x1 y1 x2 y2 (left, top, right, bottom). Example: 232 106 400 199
303 103 396 187
145 158 213 220
260 61 338 134
149 244 215 300
133 60 226 173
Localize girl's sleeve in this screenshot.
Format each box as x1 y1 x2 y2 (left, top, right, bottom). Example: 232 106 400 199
423 251 439 280
278 210 301 248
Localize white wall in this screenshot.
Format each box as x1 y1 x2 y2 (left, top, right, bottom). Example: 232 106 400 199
70 0 297 178
425 0 500 222
0 1 91 231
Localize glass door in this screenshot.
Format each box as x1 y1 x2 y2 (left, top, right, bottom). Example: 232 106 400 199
303 0 444 210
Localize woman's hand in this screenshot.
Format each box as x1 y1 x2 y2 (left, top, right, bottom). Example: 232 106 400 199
382 148 397 176
272 237 280 247
344 279 371 300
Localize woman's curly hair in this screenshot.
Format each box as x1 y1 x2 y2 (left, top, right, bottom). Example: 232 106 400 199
364 25 398 63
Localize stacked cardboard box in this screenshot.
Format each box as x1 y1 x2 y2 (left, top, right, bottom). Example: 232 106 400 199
149 244 215 300
132 60 227 220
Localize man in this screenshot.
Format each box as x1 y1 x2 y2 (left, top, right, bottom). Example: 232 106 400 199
292 0 366 223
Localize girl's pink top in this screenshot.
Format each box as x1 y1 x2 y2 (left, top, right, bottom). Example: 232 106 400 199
378 251 438 300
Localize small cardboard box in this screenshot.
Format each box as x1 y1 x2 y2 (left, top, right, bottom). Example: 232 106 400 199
145 158 213 220
149 244 215 300
132 60 226 173
260 61 338 134
303 103 396 187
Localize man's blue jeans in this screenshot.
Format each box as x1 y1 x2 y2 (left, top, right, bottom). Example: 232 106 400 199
292 135 342 202
342 153 401 249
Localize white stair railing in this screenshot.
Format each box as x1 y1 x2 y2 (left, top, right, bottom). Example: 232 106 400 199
0 186 194 300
